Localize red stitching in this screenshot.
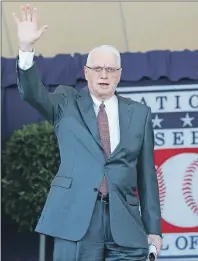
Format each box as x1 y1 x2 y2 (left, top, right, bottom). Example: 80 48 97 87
157 167 166 213
182 158 198 215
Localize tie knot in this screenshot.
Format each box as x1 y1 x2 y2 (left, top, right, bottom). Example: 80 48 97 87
99 102 105 110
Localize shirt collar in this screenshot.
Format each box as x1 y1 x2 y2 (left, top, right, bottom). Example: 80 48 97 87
91 94 117 109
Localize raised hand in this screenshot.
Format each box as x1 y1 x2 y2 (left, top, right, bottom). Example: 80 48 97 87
12 4 48 51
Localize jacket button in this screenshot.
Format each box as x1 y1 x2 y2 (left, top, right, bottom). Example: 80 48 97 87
94 188 98 192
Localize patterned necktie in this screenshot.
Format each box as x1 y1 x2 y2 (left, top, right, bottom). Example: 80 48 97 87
97 102 111 195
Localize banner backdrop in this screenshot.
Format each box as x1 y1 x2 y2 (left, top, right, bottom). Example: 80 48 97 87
117 84 198 260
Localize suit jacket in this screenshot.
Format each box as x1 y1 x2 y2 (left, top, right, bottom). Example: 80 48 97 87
17 61 162 249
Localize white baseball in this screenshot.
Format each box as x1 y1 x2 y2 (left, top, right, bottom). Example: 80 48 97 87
183 157 198 216
157 153 198 228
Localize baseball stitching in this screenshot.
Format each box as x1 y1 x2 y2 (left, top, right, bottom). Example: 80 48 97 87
157 167 166 214
182 157 198 216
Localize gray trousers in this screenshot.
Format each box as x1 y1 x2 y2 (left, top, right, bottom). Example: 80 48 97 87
53 200 148 261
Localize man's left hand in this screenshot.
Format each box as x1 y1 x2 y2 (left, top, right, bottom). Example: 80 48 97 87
148 234 163 256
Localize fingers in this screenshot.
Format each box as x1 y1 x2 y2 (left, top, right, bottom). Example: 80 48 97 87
38 25 48 37
32 7 38 24
20 5 26 21
12 4 47 36
14 4 36 22
12 12 20 25
26 4 32 22
157 241 162 256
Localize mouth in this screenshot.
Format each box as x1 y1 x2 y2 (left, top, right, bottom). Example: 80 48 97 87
98 83 109 88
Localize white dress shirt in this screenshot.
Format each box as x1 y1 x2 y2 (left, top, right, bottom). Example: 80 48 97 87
18 50 120 153
91 94 120 153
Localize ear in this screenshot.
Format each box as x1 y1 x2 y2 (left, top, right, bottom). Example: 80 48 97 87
116 68 122 82
84 66 88 80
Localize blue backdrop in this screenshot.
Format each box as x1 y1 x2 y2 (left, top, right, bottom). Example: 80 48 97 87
2 50 198 146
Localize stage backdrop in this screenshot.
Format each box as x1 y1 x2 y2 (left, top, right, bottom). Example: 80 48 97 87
117 84 198 260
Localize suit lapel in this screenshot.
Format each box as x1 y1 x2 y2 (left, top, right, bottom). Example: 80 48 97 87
76 88 134 159
76 87 103 149
109 94 134 159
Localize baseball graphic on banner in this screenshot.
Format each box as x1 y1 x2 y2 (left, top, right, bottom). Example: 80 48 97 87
118 84 198 259
157 153 198 228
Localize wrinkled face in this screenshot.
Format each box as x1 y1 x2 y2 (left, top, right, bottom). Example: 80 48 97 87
84 51 122 100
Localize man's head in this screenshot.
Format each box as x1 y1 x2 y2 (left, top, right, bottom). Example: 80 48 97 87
84 45 122 101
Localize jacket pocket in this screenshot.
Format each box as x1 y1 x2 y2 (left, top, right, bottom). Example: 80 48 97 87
126 194 139 206
50 176 72 189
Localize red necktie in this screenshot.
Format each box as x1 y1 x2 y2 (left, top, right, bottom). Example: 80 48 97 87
97 102 111 195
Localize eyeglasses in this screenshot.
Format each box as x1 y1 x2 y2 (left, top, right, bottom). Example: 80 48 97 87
86 65 121 73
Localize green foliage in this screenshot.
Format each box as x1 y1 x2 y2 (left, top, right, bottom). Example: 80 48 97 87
2 121 60 231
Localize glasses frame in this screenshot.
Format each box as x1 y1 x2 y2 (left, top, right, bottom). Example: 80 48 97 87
85 65 121 73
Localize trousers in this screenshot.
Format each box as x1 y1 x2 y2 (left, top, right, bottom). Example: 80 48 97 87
53 200 148 261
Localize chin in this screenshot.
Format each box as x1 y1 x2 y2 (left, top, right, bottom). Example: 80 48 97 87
99 90 114 99
99 89 110 95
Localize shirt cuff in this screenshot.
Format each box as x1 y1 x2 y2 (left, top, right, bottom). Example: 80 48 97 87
18 49 35 70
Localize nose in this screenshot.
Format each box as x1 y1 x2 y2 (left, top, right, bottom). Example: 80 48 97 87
101 68 108 79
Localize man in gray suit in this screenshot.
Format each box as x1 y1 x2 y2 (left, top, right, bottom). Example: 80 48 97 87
13 4 162 261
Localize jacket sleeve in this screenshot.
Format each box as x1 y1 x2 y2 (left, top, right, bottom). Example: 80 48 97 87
16 57 68 125
137 107 162 237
